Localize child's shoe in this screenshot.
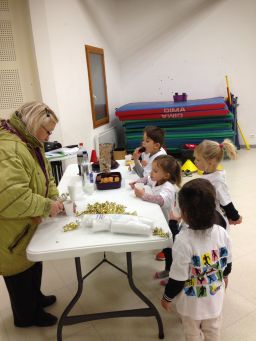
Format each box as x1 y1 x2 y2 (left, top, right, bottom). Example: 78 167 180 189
155 251 165 261
154 270 169 279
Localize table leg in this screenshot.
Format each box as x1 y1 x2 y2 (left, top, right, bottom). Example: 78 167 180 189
57 257 83 341
56 253 164 340
126 252 164 339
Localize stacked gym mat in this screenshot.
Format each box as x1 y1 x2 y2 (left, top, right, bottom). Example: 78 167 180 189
115 97 235 152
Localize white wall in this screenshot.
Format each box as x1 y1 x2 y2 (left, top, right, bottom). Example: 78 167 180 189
29 0 256 148
29 0 121 154
117 0 256 146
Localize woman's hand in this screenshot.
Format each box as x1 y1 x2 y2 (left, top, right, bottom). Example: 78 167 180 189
161 298 172 312
31 217 43 225
134 186 145 198
49 200 64 217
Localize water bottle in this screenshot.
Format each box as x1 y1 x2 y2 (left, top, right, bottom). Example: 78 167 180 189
82 153 94 194
89 171 94 183
77 142 85 176
81 151 90 183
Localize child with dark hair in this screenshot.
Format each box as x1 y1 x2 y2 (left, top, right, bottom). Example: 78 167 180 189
133 126 166 178
130 154 181 280
132 125 168 262
161 178 232 341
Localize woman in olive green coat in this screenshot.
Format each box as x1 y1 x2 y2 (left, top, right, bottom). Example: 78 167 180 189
0 102 64 327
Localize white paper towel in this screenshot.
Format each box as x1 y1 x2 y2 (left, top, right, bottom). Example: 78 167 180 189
92 216 111 232
81 214 155 235
110 221 152 236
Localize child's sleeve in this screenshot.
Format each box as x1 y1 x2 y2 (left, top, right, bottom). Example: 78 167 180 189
223 263 232 277
133 160 144 178
217 179 240 221
223 231 232 277
220 202 240 221
163 278 185 302
141 193 164 206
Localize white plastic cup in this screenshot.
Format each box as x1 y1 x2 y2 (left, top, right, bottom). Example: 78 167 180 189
125 154 132 162
63 200 75 216
68 184 81 201
134 183 144 190
83 182 94 195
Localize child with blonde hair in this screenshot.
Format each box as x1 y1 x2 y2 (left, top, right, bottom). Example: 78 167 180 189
194 139 242 227
130 154 181 281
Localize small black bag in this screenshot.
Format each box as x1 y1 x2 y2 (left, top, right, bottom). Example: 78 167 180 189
44 141 62 152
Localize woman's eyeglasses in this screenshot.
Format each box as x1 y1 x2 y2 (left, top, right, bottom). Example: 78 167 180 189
41 125 53 135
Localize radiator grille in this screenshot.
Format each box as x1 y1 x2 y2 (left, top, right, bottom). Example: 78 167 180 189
0 69 23 109
0 20 16 61
0 0 9 11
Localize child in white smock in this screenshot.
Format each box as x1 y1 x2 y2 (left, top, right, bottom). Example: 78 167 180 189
161 178 232 341
130 154 181 280
133 126 166 178
194 139 242 228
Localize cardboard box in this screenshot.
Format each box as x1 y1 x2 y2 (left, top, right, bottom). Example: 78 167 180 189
113 148 126 160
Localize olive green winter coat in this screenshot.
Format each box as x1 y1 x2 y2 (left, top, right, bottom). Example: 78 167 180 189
0 113 58 276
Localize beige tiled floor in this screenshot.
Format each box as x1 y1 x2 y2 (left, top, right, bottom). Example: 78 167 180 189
1 148 255 340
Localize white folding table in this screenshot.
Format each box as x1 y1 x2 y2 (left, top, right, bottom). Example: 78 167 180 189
27 162 172 340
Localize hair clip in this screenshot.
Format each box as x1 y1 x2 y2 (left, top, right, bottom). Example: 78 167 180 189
45 108 50 117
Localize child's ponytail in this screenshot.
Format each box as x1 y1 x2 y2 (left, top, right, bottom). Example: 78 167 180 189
221 139 237 160
170 159 182 187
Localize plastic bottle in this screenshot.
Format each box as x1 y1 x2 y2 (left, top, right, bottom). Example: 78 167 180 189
81 150 92 188
81 151 90 179
77 142 84 176
82 156 94 195
77 145 83 176
89 171 94 183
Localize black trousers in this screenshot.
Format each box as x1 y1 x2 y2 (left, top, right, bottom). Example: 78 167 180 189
3 262 45 325
162 220 180 271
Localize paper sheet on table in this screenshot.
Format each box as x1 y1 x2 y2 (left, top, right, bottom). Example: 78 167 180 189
45 147 79 159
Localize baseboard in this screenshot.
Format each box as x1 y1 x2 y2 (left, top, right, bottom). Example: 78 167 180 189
240 144 256 148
